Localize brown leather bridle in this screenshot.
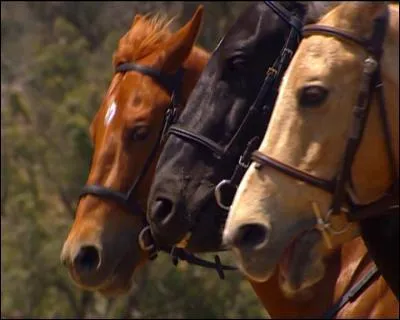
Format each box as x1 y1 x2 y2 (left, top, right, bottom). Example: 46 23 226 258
251 6 399 237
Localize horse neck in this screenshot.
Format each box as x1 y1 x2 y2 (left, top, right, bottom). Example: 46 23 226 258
382 4 399 172
248 237 375 318
180 46 210 105
381 68 399 179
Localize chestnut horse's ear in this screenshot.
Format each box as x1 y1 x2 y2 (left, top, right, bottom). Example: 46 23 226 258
131 14 142 27
159 5 204 72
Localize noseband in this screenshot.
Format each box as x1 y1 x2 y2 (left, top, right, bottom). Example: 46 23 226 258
252 6 399 241
167 1 304 211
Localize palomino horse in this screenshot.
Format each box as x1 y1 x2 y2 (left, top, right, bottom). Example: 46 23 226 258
60 6 210 296
224 0 399 314
148 1 398 317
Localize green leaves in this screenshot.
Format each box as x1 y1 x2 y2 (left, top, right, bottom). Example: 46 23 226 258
1 2 268 319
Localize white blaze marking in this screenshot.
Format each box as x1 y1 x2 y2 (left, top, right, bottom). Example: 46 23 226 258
104 101 117 126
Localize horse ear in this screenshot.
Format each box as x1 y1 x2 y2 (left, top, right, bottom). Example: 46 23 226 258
352 2 387 17
344 2 388 37
131 14 142 27
159 5 204 72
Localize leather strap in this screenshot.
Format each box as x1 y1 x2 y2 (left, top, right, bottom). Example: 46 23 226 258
167 126 227 159
80 184 144 214
303 25 369 51
252 151 336 193
264 1 303 34
165 247 237 280
322 264 379 318
115 62 184 100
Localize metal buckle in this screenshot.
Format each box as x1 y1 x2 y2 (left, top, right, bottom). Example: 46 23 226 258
312 202 351 250
363 56 378 75
324 207 350 235
283 47 293 59
215 179 237 211
238 155 250 169
138 225 158 258
267 67 278 76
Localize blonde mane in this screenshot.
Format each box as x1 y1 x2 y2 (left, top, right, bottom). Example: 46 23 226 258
112 13 177 66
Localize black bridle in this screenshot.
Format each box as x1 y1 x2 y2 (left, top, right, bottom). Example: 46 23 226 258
167 1 303 211
251 5 399 227
78 62 237 278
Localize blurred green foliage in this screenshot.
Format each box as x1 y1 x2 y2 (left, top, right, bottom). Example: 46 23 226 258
1 1 268 318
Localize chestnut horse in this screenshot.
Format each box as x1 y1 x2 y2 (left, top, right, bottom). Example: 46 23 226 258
148 1 398 318
60 6 210 296
225 1 398 316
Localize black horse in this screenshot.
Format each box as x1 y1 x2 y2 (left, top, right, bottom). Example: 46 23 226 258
147 1 330 252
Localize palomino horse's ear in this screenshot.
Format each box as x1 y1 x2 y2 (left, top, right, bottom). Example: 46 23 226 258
350 1 387 17
344 2 388 31
159 5 204 72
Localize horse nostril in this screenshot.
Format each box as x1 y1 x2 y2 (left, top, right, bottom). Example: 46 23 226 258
232 223 269 250
73 245 101 273
151 198 174 226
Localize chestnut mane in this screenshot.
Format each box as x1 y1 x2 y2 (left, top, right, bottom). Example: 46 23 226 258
113 13 176 66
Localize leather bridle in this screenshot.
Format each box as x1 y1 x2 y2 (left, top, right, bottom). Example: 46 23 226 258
77 62 237 278
167 1 304 210
251 5 399 243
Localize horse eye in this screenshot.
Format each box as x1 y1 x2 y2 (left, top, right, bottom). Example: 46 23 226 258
127 125 149 142
225 55 247 73
298 85 329 108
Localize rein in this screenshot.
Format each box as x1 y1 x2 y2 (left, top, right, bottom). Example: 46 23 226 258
323 263 380 318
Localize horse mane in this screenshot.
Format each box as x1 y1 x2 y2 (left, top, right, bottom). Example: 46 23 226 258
112 12 177 67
